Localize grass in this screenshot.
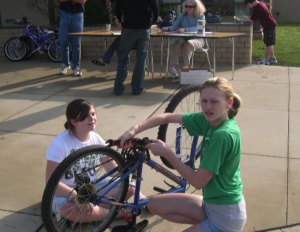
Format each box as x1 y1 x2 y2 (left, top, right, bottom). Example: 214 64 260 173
252 22 300 67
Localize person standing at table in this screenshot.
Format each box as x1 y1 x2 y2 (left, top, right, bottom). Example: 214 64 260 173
114 0 158 95
58 0 86 77
235 0 277 65
162 0 206 78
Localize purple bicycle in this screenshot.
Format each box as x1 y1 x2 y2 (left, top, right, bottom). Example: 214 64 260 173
4 19 71 62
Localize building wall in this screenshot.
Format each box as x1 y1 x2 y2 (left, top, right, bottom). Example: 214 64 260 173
272 0 300 23
0 0 49 27
0 23 252 64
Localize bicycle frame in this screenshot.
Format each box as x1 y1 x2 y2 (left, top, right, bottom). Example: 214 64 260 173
93 135 199 217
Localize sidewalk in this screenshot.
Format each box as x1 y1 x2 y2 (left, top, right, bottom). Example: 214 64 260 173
0 54 299 232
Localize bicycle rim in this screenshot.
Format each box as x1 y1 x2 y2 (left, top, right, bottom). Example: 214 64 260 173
157 84 203 169
41 145 129 232
4 38 28 61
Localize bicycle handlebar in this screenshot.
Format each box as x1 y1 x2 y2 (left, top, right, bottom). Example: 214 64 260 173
106 137 152 147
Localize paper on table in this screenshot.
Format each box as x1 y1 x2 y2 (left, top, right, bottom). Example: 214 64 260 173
188 69 209 72
111 31 121 35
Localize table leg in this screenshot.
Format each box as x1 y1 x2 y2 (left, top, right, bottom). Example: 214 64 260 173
213 39 216 77
160 37 163 76
150 38 154 82
166 37 170 82
78 35 82 79
104 37 108 77
232 37 235 80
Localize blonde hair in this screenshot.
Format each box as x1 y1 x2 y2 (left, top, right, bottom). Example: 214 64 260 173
182 0 206 17
200 77 242 117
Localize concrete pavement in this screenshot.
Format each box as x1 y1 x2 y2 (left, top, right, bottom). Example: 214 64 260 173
0 54 299 232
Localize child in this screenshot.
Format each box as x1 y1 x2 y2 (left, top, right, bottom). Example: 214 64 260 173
46 99 145 223
235 0 277 65
118 77 247 231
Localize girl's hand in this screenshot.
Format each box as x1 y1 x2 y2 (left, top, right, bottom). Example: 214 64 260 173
162 27 169 32
145 139 173 157
176 28 185 33
118 130 135 148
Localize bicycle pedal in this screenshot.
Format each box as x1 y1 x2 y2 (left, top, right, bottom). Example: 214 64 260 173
112 219 149 232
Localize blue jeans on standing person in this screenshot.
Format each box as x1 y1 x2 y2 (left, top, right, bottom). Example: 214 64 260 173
59 10 83 70
114 28 150 95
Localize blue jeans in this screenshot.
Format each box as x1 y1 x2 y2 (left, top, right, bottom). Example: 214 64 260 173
102 37 120 64
59 10 83 70
114 28 150 95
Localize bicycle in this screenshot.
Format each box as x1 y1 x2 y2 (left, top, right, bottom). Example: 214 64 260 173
41 84 202 232
4 19 71 62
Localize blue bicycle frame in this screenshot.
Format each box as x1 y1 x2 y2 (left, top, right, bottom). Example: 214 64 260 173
93 134 199 216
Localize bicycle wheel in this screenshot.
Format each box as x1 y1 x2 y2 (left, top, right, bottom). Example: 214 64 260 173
4 37 29 61
25 39 36 60
157 84 203 169
47 39 72 62
41 145 129 232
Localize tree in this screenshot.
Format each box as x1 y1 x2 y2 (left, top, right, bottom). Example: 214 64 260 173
23 0 57 25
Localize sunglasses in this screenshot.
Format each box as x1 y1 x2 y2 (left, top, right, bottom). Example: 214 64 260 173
185 5 195 9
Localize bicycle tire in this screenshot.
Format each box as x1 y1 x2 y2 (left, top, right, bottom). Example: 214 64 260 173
4 37 29 61
157 84 203 169
41 145 129 232
47 39 72 62
25 39 36 60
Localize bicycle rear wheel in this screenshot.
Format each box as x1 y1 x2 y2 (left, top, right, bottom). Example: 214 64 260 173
41 145 129 232
4 37 29 61
157 84 203 169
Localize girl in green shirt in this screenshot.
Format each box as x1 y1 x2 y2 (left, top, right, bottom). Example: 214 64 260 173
118 77 247 232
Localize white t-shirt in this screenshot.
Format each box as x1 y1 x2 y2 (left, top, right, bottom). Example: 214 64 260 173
46 130 106 186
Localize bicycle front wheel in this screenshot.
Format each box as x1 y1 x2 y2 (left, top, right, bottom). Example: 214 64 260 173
157 84 203 169
4 37 29 61
47 39 72 62
41 145 129 232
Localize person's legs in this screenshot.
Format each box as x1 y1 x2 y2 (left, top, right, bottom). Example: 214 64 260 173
102 37 120 64
147 193 206 224
69 12 84 70
183 39 204 67
114 28 135 95
59 11 71 70
169 38 185 66
131 29 150 95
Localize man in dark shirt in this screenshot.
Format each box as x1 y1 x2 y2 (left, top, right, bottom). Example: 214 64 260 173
235 0 277 65
114 0 158 95
59 0 86 76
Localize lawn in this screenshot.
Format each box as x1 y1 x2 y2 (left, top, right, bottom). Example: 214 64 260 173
252 22 300 67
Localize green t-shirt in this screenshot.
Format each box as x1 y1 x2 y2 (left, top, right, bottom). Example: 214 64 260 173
182 112 243 204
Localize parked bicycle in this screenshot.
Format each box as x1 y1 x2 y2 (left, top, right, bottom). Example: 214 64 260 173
4 19 71 62
41 84 202 232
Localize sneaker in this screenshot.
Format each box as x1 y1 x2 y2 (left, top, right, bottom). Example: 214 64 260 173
169 66 178 78
59 64 70 75
268 57 277 64
73 66 82 77
256 59 270 65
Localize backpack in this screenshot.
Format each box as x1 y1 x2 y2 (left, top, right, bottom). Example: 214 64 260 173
207 12 222 23
159 11 177 28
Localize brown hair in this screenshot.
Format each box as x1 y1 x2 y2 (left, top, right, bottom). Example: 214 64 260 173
64 99 94 133
199 77 242 117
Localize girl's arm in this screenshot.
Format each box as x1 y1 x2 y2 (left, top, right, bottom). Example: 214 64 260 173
119 113 183 147
146 139 213 190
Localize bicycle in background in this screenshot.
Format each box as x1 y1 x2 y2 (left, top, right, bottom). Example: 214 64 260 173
4 19 71 62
